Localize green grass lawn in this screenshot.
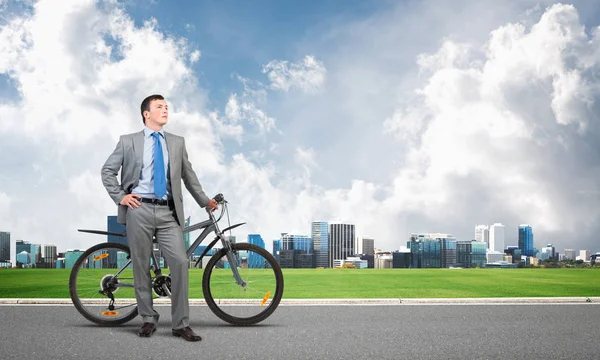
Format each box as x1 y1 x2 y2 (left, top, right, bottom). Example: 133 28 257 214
2 268 600 299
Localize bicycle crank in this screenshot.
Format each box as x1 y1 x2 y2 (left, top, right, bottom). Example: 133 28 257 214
152 275 172 298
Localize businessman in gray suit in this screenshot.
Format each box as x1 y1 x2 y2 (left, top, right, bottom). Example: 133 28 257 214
101 94 218 341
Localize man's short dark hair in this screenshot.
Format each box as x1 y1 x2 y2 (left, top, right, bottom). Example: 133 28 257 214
140 94 165 123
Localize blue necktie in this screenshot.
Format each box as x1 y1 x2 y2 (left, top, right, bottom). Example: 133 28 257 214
152 132 167 198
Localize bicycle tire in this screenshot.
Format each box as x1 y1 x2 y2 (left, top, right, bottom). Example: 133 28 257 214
202 243 284 325
69 242 139 326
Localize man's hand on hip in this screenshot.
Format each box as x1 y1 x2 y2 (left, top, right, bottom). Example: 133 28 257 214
120 194 142 209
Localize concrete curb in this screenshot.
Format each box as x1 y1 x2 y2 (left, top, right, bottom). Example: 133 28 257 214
0 297 598 305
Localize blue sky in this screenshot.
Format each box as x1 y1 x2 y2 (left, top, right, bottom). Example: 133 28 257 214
120 0 380 102
2 0 600 264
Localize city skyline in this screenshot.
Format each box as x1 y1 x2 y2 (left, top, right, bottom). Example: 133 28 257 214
3 218 598 268
3 1 600 255
5 211 576 259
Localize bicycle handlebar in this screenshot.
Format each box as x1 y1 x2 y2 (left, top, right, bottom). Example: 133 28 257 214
213 193 225 204
205 193 227 222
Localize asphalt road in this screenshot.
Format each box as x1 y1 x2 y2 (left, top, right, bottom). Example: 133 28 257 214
1 304 599 359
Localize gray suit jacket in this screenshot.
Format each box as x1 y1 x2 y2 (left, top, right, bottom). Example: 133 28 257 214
101 130 210 231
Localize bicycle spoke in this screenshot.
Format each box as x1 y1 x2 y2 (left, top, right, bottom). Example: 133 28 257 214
70 243 139 325
203 243 283 325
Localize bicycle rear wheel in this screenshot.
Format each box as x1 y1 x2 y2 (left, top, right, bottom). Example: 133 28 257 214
202 243 284 325
69 242 138 326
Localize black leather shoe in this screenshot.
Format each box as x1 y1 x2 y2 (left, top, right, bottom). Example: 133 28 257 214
172 326 202 342
138 322 157 337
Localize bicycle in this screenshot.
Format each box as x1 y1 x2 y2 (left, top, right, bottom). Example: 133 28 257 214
69 193 284 326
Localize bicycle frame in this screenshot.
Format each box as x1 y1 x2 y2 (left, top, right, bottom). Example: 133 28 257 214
183 209 247 286
77 203 248 287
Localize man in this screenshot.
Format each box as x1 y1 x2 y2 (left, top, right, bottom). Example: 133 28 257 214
101 94 218 341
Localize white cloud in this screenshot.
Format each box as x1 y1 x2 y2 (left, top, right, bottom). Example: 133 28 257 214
224 94 275 134
225 94 242 123
217 76 276 138
295 147 317 171
184 23 195 32
68 170 114 211
0 0 219 254
383 3 600 241
0 0 202 145
262 55 326 93
294 147 317 185
256 1 600 252
189 49 200 63
2 0 600 258
208 110 244 142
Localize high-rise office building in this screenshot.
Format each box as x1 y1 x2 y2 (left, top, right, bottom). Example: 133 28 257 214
0 232 10 263
475 225 489 249
392 249 411 268
65 250 84 269
16 240 31 266
16 240 31 255
578 250 591 262
518 224 534 257
558 253 566 261
30 244 41 265
375 251 393 269
408 233 457 268
456 241 472 268
272 239 281 255
440 238 457 267
277 249 295 268
489 223 505 253
540 244 556 261
564 249 576 261
107 216 127 267
17 251 30 265
117 251 130 269
281 234 312 253
359 237 375 255
280 233 294 251
471 241 487 267
312 222 329 268
505 246 522 263
329 223 355 267
271 239 282 265
0 231 9 268
44 245 57 268
274 234 314 268
248 234 265 248
107 216 127 245
247 234 266 268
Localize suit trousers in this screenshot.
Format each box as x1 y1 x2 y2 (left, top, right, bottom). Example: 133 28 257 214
125 202 190 330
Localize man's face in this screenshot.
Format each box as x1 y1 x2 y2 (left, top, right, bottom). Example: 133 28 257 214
145 99 169 127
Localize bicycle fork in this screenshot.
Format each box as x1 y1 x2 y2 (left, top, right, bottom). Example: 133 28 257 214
222 240 246 288
209 209 246 289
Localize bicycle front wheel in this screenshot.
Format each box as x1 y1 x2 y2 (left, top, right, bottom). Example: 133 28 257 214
69 242 138 326
202 243 284 325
